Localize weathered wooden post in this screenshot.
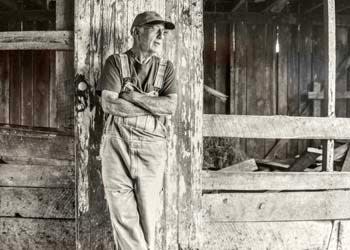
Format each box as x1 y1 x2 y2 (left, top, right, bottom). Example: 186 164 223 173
322 0 336 171
75 0 203 249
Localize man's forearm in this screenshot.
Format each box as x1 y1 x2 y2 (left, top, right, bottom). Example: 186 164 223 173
120 92 177 116
102 90 151 117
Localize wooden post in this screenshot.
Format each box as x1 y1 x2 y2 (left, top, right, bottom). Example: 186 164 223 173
323 0 336 172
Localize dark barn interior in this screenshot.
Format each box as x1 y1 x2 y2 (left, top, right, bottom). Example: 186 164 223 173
203 0 350 172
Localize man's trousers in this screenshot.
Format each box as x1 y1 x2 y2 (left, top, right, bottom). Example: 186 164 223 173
100 116 167 250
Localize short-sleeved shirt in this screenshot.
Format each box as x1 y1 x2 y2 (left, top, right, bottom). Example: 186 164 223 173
100 50 177 96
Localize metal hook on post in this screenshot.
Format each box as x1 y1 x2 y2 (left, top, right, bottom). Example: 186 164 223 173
75 74 90 112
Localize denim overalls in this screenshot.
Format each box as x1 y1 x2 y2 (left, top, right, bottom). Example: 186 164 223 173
100 54 168 250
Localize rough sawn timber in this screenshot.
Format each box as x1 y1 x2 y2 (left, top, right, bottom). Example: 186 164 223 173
0 31 73 50
203 114 350 139
202 171 350 191
203 190 350 222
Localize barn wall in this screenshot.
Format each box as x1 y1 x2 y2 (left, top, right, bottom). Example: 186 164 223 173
203 15 350 168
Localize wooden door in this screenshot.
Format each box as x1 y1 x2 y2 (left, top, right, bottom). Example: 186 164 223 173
74 0 204 249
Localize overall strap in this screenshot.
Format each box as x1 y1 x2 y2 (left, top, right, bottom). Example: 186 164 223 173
154 58 167 91
119 53 131 78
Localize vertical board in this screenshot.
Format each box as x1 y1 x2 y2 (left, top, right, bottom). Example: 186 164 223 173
9 51 21 125
246 24 266 159
298 22 313 154
287 25 300 157
203 18 216 114
21 51 34 126
235 21 248 152
0 51 9 124
215 21 229 114
336 28 348 117
264 24 277 157
165 1 203 249
33 51 50 127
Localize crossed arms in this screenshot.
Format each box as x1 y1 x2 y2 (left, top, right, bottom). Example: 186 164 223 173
101 90 177 117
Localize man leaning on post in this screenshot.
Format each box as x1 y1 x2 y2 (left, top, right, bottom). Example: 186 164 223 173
99 11 177 250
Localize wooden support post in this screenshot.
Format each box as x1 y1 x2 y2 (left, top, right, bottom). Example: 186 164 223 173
323 0 336 172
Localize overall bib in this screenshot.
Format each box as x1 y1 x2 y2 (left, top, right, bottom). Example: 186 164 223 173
100 54 168 250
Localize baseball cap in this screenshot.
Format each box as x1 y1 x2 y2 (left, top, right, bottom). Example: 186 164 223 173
131 11 175 30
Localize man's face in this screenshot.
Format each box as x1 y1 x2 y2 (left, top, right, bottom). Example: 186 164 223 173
136 23 167 54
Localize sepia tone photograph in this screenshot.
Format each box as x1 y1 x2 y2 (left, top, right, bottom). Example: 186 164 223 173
0 0 350 249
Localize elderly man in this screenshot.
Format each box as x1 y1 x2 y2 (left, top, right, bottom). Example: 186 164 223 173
99 11 177 250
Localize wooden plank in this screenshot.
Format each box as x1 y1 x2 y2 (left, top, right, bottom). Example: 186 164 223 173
323 0 337 172
21 51 34 126
203 221 333 250
309 91 350 99
56 0 74 130
246 23 265 159
203 16 216 114
168 0 203 248
215 22 229 114
298 21 312 155
287 24 300 157
9 51 21 125
263 0 289 13
0 187 74 219
75 0 93 248
33 51 50 127
218 159 258 172
0 164 74 187
0 51 9 124
203 190 350 222
231 0 245 12
235 21 248 152
0 129 74 160
338 220 350 248
0 31 73 50
203 114 350 139
0 218 75 250
342 148 350 171
288 152 319 172
336 28 348 117
49 50 57 128
202 171 350 191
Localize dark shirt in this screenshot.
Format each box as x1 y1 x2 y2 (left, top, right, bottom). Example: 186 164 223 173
100 50 177 96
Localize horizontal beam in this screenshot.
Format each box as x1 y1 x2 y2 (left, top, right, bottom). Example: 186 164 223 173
203 190 350 222
203 114 350 139
0 31 73 50
202 171 350 191
204 12 350 27
0 164 74 188
0 218 75 249
308 91 350 99
0 187 74 219
203 221 342 249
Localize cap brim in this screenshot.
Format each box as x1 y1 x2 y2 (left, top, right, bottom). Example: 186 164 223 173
145 20 175 30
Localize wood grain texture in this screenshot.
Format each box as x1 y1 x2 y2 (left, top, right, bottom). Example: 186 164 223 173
203 114 350 139
0 51 9 124
323 0 337 172
202 171 350 191
0 218 75 250
21 51 34 126
0 164 74 188
203 221 333 250
203 190 350 222
0 128 74 160
0 31 73 50
0 187 74 219
9 51 21 125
